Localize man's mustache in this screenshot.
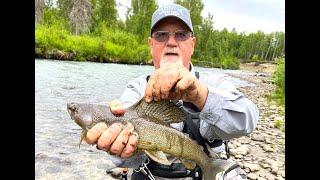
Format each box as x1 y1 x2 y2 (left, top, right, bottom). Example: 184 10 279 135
163 47 179 55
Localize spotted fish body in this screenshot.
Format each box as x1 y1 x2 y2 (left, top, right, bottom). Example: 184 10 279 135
67 99 234 180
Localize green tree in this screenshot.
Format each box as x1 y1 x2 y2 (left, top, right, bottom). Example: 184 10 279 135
57 0 74 19
174 0 203 29
194 14 215 63
91 0 118 30
125 0 157 42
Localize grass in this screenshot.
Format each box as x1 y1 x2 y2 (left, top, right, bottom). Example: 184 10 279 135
35 24 151 64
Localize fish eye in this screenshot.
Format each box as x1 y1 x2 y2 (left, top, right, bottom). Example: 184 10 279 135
68 103 78 112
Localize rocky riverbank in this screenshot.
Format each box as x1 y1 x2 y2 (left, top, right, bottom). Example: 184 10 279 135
226 63 285 180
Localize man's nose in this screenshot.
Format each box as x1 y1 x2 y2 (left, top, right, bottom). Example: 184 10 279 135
166 34 178 46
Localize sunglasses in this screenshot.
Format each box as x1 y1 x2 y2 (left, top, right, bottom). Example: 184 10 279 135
152 30 193 42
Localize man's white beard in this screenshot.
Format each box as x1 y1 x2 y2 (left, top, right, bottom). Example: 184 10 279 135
160 57 183 67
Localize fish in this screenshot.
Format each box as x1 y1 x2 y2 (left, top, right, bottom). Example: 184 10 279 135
67 99 234 180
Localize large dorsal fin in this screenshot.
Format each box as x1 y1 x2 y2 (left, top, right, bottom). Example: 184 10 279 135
128 99 185 126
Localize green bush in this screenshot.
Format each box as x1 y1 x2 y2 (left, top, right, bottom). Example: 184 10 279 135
270 58 285 106
35 24 151 62
220 55 240 69
252 54 259 61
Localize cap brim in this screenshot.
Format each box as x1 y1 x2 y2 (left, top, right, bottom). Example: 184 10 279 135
150 16 193 35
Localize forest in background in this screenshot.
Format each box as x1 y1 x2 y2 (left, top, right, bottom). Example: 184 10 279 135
35 0 285 70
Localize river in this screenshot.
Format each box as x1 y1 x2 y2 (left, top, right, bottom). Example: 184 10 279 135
35 59 254 180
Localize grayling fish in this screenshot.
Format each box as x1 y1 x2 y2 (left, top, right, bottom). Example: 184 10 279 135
67 99 234 179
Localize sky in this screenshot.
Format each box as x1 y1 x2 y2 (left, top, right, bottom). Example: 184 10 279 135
116 0 285 34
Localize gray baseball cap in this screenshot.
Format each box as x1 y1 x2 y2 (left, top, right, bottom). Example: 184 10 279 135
151 3 193 35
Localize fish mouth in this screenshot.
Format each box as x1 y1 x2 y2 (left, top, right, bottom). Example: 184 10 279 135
67 103 93 129
75 114 93 129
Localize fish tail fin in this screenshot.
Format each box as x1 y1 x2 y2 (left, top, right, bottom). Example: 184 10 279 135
203 158 235 180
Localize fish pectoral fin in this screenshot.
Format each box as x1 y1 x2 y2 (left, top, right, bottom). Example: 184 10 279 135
144 150 171 165
78 130 87 149
180 159 197 170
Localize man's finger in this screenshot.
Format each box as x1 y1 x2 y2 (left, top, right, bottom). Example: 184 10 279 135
145 75 156 102
85 123 108 144
120 132 139 159
108 99 126 116
160 71 179 99
152 72 162 101
175 75 196 91
96 123 123 150
109 123 135 156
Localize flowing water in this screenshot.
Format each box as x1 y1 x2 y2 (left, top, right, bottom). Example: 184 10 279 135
35 59 254 179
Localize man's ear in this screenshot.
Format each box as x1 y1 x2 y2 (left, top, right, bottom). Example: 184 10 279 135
148 37 153 54
148 37 153 48
190 37 196 55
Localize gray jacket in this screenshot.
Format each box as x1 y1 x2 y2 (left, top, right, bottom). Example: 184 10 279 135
119 64 259 142
109 64 259 170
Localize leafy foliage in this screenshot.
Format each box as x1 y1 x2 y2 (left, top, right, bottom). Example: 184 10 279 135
35 24 150 63
35 0 285 69
270 58 285 106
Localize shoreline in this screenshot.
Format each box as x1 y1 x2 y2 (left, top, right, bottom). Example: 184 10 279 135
226 69 285 180
35 57 276 71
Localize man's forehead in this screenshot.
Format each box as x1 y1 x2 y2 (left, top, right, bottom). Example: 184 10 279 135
154 17 189 31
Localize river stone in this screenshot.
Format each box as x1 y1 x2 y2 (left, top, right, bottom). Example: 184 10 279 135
235 154 243 159
257 177 267 180
274 116 283 122
251 134 266 142
243 163 260 172
234 145 249 155
259 172 274 180
239 137 251 144
278 170 285 177
237 162 244 168
244 168 251 173
271 165 279 174
275 176 284 180
262 145 274 152
270 161 279 168
247 173 258 180
261 163 270 169
244 156 252 161
228 143 235 150
233 141 242 148
230 149 237 156
265 138 272 144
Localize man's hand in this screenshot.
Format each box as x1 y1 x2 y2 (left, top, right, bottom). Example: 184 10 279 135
84 100 138 159
144 62 208 110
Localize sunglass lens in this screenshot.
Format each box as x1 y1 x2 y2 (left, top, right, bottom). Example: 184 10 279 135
175 31 188 41
154 31 168 42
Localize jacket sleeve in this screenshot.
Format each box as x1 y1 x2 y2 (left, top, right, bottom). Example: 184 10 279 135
118 75 147 108
198 73 259 141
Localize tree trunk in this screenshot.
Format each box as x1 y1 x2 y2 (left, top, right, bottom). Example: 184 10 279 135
271 38 279 61
264 38 272 61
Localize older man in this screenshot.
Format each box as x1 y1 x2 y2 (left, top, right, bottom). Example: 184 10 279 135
84 3 259 180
